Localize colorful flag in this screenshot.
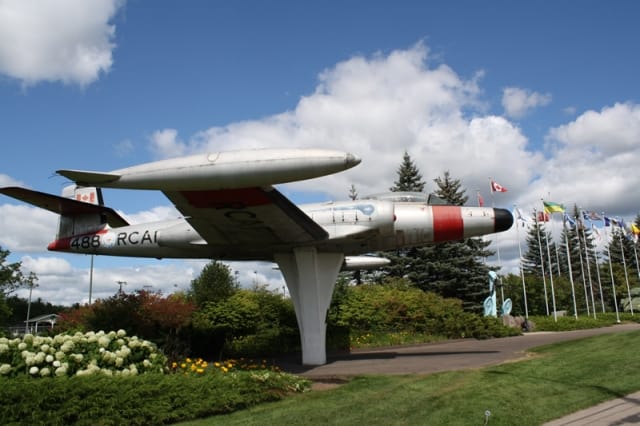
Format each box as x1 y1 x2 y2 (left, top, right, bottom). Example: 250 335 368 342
632 223 640 235
537 211 550 222
604 216 611 227
477 191 484 207
543 201 565 214
591 223 601 240
588 211 602 221
490 179 507 193
563 213 576 227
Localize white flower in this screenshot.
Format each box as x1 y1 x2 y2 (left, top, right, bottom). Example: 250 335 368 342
53 360 61 368
0 343 8 354
0 364 11 375
55 351 65 361
40 344 50 353
45 354 54 363
117 329 127 337
98 336 111 348
40 367 51 377
55 366 67 377
115 357 123 367
29 366 39 375
18 342 27 350
61 341 74 353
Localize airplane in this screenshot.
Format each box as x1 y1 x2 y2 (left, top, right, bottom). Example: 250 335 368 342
0 148 513 365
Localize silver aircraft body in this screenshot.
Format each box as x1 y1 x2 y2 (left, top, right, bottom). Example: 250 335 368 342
0 147 513 365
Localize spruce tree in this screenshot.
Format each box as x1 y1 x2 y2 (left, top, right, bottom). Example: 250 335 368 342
419 172 493 312
522 213 558 276
381 157 493 313
390 151 425 192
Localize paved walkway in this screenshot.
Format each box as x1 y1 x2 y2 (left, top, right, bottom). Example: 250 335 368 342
278 323 640 425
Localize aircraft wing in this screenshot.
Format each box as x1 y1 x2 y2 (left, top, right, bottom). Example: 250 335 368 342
163 186 328 247
0 187 130 228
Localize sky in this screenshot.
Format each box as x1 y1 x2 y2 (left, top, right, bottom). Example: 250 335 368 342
1 0 640 306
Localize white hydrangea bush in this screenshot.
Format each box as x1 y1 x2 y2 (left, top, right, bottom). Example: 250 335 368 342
0 330 166 378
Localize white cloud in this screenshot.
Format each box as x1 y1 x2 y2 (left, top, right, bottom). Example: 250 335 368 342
0 0 125 86
0 174 24 187
121 205 181 225
502 87 552 119
0 204 58 252
147 43 542 200
535 102 640 214
4 43 640 305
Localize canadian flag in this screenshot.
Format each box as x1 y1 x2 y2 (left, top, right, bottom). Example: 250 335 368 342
490 179 507 193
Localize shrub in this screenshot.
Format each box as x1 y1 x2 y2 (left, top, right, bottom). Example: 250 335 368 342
0 370 310 424
0 330 165 378
331 278 519 341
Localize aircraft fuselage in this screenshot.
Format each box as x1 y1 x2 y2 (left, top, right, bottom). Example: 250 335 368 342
47 199 512 260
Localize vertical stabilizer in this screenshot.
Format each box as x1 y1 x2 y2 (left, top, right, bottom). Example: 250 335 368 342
57 185 108 239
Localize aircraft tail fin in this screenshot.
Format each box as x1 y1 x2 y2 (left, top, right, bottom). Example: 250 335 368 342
0 185 129 240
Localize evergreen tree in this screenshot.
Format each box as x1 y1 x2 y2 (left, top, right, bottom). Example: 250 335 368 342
556 205 599 314
380 151 428 279
522 213 555 276
381 161 493 313
390 151 425 192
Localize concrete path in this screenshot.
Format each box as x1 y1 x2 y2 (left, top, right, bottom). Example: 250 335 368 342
278 323 640 424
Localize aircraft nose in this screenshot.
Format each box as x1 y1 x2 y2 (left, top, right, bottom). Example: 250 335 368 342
494 208 514 232
345 152 361 168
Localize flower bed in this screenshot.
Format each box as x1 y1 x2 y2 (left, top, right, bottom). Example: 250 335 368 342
0 330 166 378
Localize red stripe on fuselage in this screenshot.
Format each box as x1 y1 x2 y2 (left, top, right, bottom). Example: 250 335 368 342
180 188 272 209
47 228 109 251
432 205 464 242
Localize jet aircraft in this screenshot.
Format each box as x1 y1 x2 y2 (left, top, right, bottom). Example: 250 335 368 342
0 148 513 365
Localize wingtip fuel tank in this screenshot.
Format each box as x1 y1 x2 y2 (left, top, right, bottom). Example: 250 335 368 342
57 148 361 190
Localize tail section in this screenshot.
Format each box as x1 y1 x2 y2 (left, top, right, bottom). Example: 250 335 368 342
57 185 109 239
0 185 129 242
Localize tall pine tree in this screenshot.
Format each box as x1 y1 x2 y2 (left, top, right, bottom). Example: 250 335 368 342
381 153 494 313
390 151 425 192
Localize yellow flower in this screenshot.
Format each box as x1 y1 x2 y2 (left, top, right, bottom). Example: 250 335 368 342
180 363 186 369
221 366 228 373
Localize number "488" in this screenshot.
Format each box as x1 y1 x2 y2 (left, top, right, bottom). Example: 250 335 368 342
71 235 100 250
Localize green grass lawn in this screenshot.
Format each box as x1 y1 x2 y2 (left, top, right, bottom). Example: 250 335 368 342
180 329 640 425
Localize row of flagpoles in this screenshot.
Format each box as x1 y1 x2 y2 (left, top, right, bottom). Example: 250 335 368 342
482 178 640 322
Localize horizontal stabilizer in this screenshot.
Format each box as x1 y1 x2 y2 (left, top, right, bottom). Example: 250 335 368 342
57 169 120 186
0 186 129 228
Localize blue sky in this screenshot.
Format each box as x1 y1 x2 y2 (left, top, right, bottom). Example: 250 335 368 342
1 0 639 305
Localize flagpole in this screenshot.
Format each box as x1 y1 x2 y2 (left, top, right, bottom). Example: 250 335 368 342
489 178 505 308
603 213 620 322
514 205 529 320
579 213 597 319
541 200 558 321
534 208 550 316
575 217 591 317
563 216 578 319
590 222 606 313
617 229 634 315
